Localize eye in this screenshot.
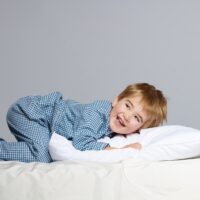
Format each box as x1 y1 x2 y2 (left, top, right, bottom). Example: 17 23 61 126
125 103 130 109
134 115 140 122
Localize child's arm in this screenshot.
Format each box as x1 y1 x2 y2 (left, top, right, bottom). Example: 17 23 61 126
104 143 142 150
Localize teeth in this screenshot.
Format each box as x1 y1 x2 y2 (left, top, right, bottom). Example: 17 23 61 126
118 117 124 126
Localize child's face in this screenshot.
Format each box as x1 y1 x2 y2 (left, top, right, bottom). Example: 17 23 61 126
109 95 149 134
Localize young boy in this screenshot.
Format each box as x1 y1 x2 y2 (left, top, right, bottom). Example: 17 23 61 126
0 83 167 163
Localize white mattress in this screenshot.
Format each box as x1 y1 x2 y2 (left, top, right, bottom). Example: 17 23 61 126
0 159 200 200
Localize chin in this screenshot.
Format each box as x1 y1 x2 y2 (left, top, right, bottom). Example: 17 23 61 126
113 129 127 134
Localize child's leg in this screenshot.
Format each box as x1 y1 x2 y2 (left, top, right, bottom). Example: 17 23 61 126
0 96 52 163
0 140 52 162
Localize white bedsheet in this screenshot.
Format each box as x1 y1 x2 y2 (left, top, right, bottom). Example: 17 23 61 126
0 159 200 200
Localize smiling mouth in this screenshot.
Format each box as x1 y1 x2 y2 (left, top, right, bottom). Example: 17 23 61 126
117 116 125 127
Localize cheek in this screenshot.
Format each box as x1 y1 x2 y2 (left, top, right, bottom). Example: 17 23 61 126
117 105 125 112
112 106 121 114
128 121 141 130
110 109 116 117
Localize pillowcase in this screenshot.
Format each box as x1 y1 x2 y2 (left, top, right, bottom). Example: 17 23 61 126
137 125 200 161
49 125 200 162
49 133 138 163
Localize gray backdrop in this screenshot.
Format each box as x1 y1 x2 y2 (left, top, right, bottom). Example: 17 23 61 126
0 0 200 141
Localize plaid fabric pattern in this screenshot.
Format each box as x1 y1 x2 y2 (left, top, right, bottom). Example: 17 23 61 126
0 92 112 163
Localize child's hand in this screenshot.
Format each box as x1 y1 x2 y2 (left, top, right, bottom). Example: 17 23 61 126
104 143 142 150
104 146 116 150
122 143 142 150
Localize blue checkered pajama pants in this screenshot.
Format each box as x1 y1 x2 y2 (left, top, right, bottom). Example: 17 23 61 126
0 96 53 163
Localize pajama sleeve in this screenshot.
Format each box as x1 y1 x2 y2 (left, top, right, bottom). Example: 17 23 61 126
72 106 110 151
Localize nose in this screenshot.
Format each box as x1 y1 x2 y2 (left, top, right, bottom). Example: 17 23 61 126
124 110 133 122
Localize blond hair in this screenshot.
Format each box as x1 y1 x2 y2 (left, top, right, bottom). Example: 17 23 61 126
118 83 167 128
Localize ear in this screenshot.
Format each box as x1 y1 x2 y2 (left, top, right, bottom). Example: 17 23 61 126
112 96 119 107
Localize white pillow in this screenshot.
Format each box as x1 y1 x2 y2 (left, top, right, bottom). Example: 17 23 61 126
49 133 138 163
49 125 200 162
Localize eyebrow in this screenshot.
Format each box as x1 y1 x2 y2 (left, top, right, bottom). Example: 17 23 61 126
127 99 144 123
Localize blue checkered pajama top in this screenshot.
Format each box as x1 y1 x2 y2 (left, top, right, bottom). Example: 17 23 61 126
0 92 112 163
